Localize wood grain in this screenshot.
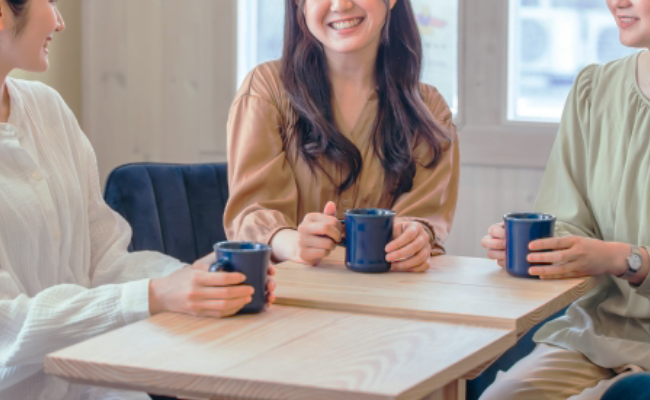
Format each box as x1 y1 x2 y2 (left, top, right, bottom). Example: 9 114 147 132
275 247 595 334
45 307 514 400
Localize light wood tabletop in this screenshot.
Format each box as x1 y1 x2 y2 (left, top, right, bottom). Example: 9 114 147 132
45 306 514 400
274 247 596 335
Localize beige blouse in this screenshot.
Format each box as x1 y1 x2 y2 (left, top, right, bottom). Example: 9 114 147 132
224 61 459 255
533 53 650 369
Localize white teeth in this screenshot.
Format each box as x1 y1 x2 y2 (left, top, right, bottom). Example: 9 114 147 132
331 18 362 31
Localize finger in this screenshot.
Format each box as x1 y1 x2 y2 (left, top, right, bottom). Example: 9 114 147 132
302 221 342 243
392 222 405 240
197 251 216 266
527 249 579 264
268 265 276 276
197 270 247 286
402 260 431 273
301 235 338 251
386 223 420 253
529 236 575 251
528 264 572 277
299 248 329 265
488 223 506 239
192 285 255 300
323 201 337 217
486 250 505 261
482 236 506 251
497 260 505 268
387 231 427 262
201 298 253 318
392 246 430 271
539 272 585 280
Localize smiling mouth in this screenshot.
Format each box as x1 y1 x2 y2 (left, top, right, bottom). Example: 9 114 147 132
329 17 364 31
619 16 640 24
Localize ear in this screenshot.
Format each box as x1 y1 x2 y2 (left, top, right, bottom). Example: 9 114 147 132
0 1 13 33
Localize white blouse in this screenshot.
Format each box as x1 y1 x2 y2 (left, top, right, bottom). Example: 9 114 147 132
0 78 185 400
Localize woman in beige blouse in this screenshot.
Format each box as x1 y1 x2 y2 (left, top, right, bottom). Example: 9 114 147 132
225 0 459 271
480 1 650 399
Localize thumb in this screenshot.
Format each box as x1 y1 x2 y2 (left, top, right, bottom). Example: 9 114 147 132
323 201 337 217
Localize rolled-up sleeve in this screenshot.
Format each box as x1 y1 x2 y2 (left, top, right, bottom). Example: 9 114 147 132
224 70 299 244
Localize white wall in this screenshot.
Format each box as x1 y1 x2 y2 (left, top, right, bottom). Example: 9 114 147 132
82 0 547 258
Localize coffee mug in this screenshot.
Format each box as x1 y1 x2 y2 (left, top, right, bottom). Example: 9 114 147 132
504 213 556 278
344 208 395 273
209 241 270 314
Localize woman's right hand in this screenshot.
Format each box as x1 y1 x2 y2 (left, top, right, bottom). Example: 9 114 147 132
480 222 506 268
148 262 254 318
296 201 343 266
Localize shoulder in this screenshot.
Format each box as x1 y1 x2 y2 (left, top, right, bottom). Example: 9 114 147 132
574 53 637 103
418 82 455 134
8 78 67 110
233 60 284 105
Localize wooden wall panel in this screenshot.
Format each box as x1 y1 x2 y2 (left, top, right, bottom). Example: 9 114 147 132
445 165 545 257
82 0 235 181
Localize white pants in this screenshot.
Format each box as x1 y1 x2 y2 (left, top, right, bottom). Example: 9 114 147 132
479 344 644 400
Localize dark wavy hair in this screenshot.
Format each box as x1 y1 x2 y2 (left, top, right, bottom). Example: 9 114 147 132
5 0 30 34
281 0 450 202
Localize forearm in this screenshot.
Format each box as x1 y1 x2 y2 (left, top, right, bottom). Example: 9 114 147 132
269 228 300 263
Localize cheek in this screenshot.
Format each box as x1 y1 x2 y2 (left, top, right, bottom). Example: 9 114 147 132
303 2 328 33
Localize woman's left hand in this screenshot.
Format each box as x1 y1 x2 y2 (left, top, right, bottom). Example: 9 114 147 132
527 236 628 279
385 219 432 273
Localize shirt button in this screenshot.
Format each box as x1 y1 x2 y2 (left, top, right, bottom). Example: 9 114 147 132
343 199 350 206
31 171 42 180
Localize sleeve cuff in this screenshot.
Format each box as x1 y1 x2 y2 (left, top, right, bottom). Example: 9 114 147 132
120 279 152 324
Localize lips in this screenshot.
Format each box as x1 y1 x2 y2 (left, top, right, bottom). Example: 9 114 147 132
618 15 640 29
329 17 364 31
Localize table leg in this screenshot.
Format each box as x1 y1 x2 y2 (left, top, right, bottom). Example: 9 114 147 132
422 379 466 400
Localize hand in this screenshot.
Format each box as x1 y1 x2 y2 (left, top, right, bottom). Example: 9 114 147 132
149 261 254 318
296 201 343 266
527 236 629 279
196 251 276 305
385 219 431 272
481 223 506 268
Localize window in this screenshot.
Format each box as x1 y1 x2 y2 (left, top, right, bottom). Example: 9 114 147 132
237 0 459 112
508 0 637 122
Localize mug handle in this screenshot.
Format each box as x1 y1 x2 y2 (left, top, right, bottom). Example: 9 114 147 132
209 258 235 273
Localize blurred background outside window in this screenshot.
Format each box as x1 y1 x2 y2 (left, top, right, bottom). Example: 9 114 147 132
509 0 637 122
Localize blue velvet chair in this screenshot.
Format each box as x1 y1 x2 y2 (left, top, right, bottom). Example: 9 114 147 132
104 162 229 400
602 373 650 400
103 162 565 400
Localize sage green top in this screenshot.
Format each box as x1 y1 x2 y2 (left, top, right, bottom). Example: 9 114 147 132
533 52 650 369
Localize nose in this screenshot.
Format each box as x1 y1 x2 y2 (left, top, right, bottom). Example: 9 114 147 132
611 0 632 8
330 0 354 12
54 7 65 32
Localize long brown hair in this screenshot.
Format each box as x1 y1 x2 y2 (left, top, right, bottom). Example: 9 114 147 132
281 0 450 202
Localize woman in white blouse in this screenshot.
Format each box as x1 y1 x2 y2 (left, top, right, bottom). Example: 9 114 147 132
0 1 263 399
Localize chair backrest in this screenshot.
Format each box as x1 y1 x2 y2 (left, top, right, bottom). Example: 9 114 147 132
104 162 229 264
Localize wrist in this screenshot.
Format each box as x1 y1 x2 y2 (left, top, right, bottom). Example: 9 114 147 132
270 228 299 263
608 242 631 277
148 278 165 315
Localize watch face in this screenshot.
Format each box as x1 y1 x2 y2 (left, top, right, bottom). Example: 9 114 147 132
630 254 643 270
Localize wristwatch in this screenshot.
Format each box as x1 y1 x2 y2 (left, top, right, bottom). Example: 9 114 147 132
620 245 644 280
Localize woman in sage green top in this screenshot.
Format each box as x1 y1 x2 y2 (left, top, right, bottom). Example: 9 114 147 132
480 8 650 400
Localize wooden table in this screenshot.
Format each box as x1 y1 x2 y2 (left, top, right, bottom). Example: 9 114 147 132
275 247 595 335
46 307 514 400
46 248 595 400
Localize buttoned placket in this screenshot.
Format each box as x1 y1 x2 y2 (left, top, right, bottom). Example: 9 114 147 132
1 124 63 246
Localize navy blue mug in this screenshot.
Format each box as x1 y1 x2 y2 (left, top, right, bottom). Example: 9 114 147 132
345 208 395 273
504 213 556 278
209 241 270 314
